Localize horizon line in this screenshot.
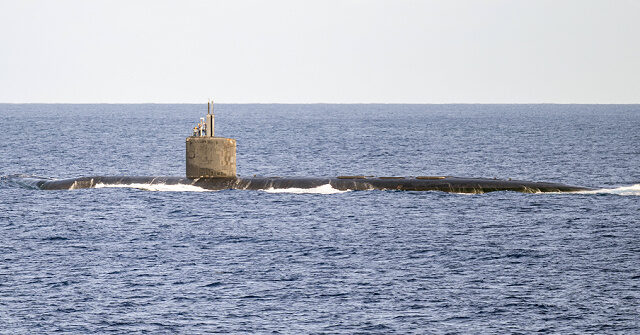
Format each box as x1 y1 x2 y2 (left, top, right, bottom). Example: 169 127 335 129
2 102 640 105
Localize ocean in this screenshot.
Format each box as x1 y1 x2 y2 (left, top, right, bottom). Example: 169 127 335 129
1 104 639 333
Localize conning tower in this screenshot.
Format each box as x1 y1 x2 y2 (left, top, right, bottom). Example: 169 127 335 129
186 100 236 178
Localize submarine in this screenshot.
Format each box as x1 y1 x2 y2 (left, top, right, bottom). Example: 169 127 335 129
32 175 589 193
33 101 592 194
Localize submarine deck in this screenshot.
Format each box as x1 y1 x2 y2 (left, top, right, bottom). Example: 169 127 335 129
30 175 592 193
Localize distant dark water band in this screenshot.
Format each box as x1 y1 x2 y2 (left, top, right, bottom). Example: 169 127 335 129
26 176 591 193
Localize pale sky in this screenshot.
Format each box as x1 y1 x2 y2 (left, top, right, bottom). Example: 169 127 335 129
1 0 639 103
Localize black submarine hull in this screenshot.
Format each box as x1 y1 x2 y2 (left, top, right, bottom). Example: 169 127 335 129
29 176 592 193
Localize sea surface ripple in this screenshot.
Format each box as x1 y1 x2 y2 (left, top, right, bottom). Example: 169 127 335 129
1 104 639 334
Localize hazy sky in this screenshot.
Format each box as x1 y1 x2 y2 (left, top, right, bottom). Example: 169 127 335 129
1 0 639 103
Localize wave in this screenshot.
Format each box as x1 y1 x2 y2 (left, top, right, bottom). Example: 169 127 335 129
0 174 51 190
262 184 349 194
573 184 640 196
84 182 640 195
94 183 209 192
95 182 349 194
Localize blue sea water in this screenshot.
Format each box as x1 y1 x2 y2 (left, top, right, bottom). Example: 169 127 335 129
1 104 639 334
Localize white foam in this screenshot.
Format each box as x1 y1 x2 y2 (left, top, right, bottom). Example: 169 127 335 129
87 182 640 196
262 183 349 194
573 184 640 196
94 182 348 193
94 183 209 192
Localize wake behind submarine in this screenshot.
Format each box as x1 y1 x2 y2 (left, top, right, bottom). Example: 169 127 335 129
34 102 592 193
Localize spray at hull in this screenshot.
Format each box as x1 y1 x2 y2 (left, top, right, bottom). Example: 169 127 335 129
29 176 592 193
